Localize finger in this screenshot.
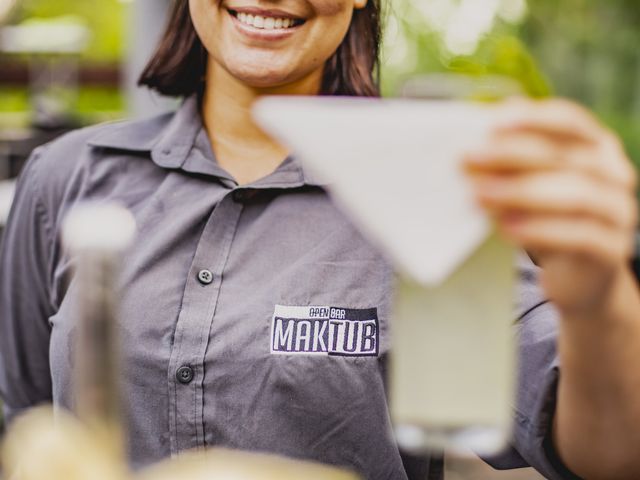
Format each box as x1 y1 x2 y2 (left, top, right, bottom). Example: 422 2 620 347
464 130 636 190
464 132 563 173
497 98 605 145
497 214 635 266
597 131 639 191
472 171 639 230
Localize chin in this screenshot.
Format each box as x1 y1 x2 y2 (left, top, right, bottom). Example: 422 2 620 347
228 63 302 89
221 48 323 91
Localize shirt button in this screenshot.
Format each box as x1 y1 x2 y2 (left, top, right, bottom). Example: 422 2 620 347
232 189 258 203
176 366 194 384
232 190 246 203
197 269 213 285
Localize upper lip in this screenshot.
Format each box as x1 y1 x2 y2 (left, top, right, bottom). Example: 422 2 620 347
226 6 306 20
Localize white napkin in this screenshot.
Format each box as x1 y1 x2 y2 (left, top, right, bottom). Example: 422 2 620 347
254 97 503 286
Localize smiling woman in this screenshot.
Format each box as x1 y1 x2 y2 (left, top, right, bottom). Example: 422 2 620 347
2 0 640 479
139 0 381 97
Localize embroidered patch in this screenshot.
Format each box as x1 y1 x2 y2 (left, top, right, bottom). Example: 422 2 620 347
271 305 379 357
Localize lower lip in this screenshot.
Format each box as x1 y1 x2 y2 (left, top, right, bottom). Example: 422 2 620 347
228 11 303 41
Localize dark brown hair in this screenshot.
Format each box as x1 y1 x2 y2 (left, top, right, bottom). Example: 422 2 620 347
138 1 381 97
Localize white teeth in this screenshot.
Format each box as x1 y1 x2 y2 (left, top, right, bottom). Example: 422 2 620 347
234 11 298 30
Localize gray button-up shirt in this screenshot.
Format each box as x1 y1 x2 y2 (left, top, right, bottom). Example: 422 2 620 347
0 96 574 479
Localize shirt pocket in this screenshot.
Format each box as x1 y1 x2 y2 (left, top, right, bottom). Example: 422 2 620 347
273 258 393 348
265 259 393 443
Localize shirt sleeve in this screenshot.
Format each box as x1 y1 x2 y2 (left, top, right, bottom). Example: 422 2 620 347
483 252 582 479
0 145 56 426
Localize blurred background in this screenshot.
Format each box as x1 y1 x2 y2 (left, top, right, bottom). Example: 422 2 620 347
0 0 638 478
0 0 639 222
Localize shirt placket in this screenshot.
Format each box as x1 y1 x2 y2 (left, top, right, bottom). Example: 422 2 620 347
167 192 244 455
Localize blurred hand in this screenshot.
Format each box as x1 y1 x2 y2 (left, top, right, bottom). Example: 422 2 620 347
464 98 638 320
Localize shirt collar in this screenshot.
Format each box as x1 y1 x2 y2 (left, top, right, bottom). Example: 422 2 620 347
85 96 197 168
86 95 328 188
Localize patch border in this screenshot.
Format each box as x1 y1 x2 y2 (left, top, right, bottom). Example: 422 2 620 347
270 304 379 357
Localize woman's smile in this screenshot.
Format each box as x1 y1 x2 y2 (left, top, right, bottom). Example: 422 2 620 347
190 0 365 89
226 5 308 42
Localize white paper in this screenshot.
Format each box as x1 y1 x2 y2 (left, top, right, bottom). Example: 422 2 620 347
254 97 503 286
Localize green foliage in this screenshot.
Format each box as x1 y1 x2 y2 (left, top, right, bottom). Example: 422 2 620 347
0 87 28 112
444 35 551 98
381 3 551 98
0 1 128 119
520 0 640 163
10 0 126 61
381 0 640 165
0 86 125 126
